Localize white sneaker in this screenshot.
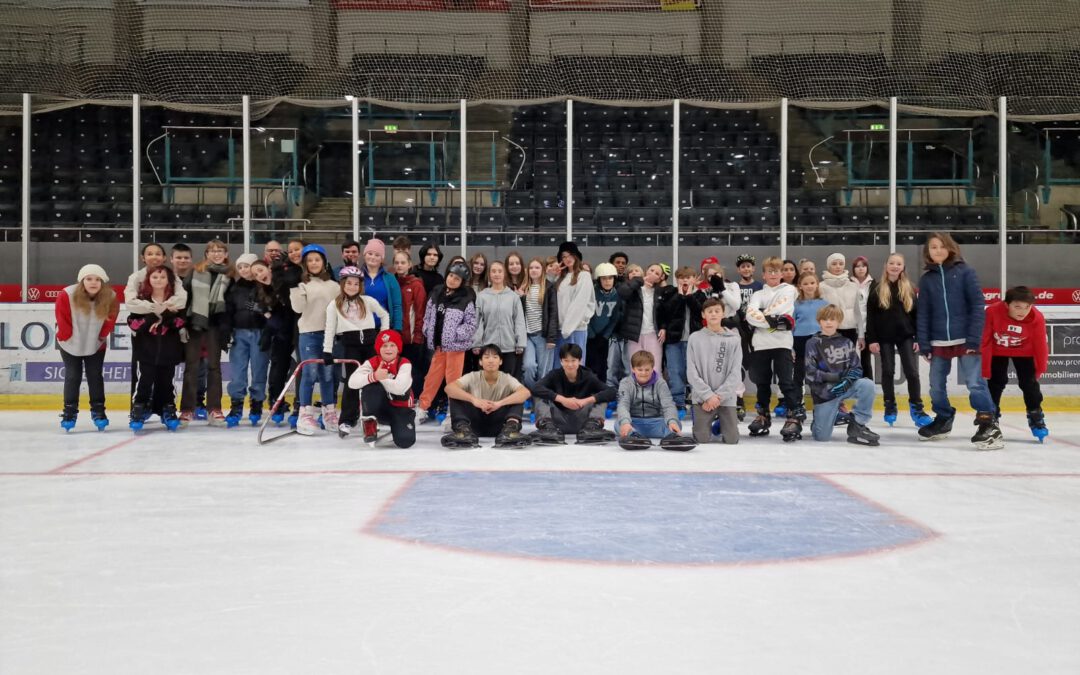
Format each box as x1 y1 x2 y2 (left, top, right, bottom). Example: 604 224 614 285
296 405 320 436
414 406 430 424
322 404 339 432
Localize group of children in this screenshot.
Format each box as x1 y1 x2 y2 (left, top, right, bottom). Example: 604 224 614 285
54 231 1050 450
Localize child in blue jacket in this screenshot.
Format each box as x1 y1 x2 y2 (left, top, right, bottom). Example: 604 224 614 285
916 232 1002 450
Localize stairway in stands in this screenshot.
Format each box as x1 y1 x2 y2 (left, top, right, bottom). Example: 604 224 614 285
303 197 353 243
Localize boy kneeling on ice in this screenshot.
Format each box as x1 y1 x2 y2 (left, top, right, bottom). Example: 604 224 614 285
805 304 880 446
530 343 618 445
442 344 533 448
347 329 415 448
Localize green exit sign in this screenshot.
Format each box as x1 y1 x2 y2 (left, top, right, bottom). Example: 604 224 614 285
384 124 398 133
870 123 886 131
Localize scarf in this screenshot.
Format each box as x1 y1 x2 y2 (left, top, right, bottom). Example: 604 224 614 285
820 270 850 288
189 264 231 331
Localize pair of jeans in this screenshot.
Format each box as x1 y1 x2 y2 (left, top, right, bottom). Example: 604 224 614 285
553 330 588 370
226 328 269 402
60 348 106 414
606 338 630 390
664 340 688 408
523 333 554 390
297 331 335 407
811 378 875 441
630 416 672 439
929 351 995 419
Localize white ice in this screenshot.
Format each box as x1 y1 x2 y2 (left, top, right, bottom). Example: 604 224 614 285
2 410 1079 675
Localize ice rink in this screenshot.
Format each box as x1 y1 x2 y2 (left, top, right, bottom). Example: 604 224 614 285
2 410 1079 674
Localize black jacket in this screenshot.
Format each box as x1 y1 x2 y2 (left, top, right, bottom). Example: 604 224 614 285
657 286 690 341
865 279 917 344
128 310 186 366
223 279 267 334
531 366 617 406
615 278 667 341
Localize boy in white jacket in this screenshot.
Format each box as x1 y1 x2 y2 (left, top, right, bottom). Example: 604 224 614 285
745 256 800 438
347 329 415 447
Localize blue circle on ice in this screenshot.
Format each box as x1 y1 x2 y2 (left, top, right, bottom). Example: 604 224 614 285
368 472 935 565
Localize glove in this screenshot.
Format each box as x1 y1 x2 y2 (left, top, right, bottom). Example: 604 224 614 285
721 316 740 330
829 379 852 397
765 315 793 331
322 351 335 367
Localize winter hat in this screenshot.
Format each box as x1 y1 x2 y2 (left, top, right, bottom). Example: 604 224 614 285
700 256 719 272
77 264 109 283
557 241 582 261
826 252 846 268
364 238 386 258
375 329 403 354
235 253 258 267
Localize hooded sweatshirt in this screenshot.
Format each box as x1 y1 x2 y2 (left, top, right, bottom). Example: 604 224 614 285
473 286 528 352
804 331 860 404
980 301 1048 379
686 326 743 405
616 371 679 429
819 271 860 331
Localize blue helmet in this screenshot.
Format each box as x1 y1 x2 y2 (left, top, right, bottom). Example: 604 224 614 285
300 243 327 261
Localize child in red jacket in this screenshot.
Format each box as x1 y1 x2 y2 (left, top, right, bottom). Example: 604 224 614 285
981 286 1049 441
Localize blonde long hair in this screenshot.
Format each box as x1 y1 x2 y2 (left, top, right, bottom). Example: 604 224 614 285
876 253 915 312
72 280 118 321
523 257 548 306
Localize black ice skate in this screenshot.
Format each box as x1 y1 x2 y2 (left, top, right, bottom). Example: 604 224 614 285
918 414 953 441
971 411 1005 450
494 418 532 449
847 420 880 446
575 417 615 445
618 431 653 451
530 417 566 445
781 406 805 442
748 404 771 437
659 433 698 452
441 420 480 449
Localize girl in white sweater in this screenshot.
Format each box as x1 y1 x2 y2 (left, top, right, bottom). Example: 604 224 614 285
819 252 861 344
323 266 389 437
553 242 596 368
289 244 340 435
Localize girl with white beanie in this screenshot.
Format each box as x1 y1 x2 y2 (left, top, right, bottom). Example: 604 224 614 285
819 252 861 345
55 264 120 431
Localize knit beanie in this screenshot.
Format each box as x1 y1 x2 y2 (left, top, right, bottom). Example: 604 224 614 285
235 253 258 267
77 264 109 284
376 329 403 354
364 239 386 258
826 253 846 268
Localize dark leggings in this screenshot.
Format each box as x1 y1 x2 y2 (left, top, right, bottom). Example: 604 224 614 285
338 332 378 427
878 337 923 405
450 399 524 437
266 330 295 408
988 356 1043 412
134 362 176 412
61 348 106 413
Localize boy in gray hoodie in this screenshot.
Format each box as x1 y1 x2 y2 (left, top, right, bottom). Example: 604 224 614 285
687 298 743 444
616 350 682 441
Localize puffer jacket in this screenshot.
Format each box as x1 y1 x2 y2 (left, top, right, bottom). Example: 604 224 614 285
819 271 859 331
423 285 478 352
916 259 984 353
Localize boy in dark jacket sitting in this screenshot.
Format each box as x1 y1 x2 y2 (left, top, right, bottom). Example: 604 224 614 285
531 343 617 445
805 304 880 446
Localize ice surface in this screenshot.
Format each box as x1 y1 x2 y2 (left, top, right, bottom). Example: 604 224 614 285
2 411 1079 674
